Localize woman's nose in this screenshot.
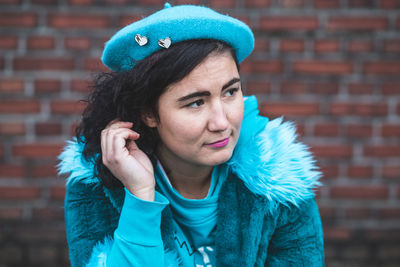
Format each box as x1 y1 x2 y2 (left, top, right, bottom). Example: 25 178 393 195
208 102 229 132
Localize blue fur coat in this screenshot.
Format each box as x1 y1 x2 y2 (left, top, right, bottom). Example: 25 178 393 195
58 96 324 266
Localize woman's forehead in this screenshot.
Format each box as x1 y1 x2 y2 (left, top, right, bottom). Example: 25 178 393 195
165 53 239 95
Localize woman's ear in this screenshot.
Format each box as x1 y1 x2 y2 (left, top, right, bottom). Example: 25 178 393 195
141 110 158 128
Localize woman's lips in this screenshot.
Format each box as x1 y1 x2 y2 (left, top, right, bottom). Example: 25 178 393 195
205 137 230 148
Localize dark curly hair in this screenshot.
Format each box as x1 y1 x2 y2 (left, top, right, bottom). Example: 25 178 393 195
76 39 239 188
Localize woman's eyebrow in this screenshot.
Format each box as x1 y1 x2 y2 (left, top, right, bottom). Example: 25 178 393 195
177 77 241 102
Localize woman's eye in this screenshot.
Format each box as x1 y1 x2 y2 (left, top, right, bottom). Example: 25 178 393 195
225 88 239 97
187 99 204 108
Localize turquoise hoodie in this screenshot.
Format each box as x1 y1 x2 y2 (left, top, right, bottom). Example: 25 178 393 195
58 96 324 266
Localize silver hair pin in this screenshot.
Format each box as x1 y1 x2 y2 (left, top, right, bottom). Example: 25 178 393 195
158 37 171 49
135 34 148 46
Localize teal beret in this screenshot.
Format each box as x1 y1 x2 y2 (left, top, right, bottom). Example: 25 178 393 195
102 3 255 72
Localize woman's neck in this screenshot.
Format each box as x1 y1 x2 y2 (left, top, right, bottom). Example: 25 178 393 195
156 145 213 199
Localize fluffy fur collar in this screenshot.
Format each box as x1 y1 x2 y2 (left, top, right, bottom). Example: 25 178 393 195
58 96 321 210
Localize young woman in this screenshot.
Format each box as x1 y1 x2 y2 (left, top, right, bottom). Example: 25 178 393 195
58 4 324 267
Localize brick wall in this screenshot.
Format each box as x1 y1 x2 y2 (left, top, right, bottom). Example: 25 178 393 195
0 0 399 266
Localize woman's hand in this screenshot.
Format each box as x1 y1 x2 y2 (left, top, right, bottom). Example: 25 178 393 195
101 120 155 201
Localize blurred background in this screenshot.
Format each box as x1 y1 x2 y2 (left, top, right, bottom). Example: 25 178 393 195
0 0 399 266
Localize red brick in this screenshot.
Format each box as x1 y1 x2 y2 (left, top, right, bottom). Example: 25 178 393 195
14 57 74 71
65 37 90 50
0 0 22 4
0 144 3 158
365 229 400 241
345 208 372 219
384 40 400 53
241 60 283 74
314 0 340 8
104 0 129 4
28 245 58 263
293 60 353 75
0 164 25 178
348 40 373 52
0 208 23 220
319 165 339 180
279 0 304 7
311 145 353 158
382 165 400 179
364 145 400 157
12 143 63 159
31 164 58 178
246 81 271 94
50 100 86 114
34 79 61 93
210 0 235 8
314 123 339 136
70 122 79 136
48 13 109 29
31 0 57 4
380 208 400 219
175 0 200 4
259 16 318 31
32 207 64 221
83 58 109 72
119 15 146 27
68 0 93 5
381 124 400 137
245 0 269 7
310 82 339 94
329 102 387 116
50 186 65 200
0 57 4 69
0 36 18 49
347 165 373 178
346 124 373 138
348 0 375 7
70 79 92 92
381 0 400 8
254 39 269 52
280 81 307 94
319 206 336 221
280 39 305 52
324 227 351 240
136 0 164 5
0 186 41 200
364 61 400 75
330 186 389 199
27 36 55 50
260 102 320 116
382 83 400 95
0 12 37 27
314 40 340 53
0 122 26 136
347 83 374 95
35 122 62 136
0 78 24 93
0 100 40 114
328 17 388 31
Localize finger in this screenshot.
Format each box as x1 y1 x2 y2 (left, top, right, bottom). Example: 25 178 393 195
106 120 133 130
108 128 139 162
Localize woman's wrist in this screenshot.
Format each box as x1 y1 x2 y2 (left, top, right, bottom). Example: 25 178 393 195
126 185 155 202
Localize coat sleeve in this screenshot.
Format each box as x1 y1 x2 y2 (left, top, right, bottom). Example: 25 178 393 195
64 179 120 267
65 180 173 267
266 197 324 267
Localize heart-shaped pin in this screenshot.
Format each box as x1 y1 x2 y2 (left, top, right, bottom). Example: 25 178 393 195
135 34 148 46
158 37 171 49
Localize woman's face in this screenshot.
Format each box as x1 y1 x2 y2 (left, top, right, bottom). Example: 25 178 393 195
146 52 244 168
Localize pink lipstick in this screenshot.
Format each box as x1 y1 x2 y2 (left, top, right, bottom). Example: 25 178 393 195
206 137 230 148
